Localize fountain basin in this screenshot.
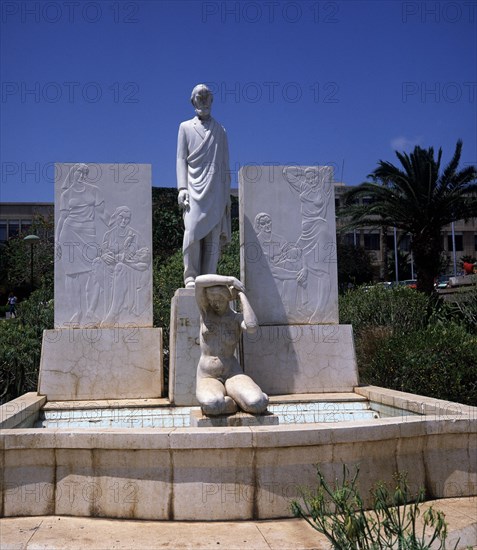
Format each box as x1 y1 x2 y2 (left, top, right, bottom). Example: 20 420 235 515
32 396 412 429
1 385 475 520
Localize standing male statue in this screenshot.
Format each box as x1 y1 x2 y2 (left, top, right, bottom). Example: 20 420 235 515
177 84 231 288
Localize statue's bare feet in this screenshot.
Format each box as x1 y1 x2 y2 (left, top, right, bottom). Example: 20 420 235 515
223 396 238 415
85 309 101 326
200 395 238 416
68 311 81 325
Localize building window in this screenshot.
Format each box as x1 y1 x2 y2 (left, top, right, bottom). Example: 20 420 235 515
343 233 358 246
364 233 380 251
21 219 32 234
0 222 7 243
399 235 411 252
447 234 463 252
8 220 20 238
386 235 395 250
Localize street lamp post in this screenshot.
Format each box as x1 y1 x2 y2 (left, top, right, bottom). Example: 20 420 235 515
393 227 399 284
23 235 40 292
451 221 457 276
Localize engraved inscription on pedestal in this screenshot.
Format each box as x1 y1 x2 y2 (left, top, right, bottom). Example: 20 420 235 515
240 165 338 325
55 163 152 328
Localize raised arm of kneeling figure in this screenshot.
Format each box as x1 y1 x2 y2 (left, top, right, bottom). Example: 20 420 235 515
237 291 258 333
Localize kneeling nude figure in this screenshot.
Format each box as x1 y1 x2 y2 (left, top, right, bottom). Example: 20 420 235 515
195 274 269 415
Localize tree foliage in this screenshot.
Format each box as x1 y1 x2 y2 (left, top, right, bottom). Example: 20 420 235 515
151 187 184 265
387 250 413 282
340 140 477 294
0 287 53 404
337 242 375 289
0 214 55 300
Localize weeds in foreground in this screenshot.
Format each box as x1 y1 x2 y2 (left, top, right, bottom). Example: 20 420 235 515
291 466 459 550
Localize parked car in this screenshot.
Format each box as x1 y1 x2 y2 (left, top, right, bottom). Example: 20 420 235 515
435 275 450 289
376 281 393 289
402 279 417 289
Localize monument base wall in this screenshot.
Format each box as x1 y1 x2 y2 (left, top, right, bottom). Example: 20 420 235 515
1 387 475 520
168 288 200 406
243 324 358 395
38 328 163 400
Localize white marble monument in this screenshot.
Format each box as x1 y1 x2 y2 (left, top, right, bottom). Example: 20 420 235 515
177 84 231 288
39 163 163 400
240 165 338 325
168 288 201 406
194 274 268 416
169 84 233 404
54 163 152 328
239 165 357 395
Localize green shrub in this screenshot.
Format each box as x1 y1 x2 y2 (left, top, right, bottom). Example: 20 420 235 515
444 284 477 333
339 286 430 335
152 249 184 385
363 323 477 406
339 286 476 405
292 466 456 550
0 287 53 404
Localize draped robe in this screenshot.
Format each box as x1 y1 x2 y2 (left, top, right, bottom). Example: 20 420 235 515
177 116 231 255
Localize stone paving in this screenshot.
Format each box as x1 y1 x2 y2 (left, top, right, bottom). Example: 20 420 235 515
0 498 475 549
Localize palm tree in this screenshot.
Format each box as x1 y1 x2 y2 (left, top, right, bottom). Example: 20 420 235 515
340 140 477 294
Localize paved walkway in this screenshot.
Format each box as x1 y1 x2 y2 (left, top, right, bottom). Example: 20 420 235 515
1 498 475 549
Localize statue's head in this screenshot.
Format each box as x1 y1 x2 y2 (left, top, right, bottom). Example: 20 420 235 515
191 84 213 119
205 285 231 315
254 212 272 234
62 163 89 189
109 206 131 228
304 167 320 189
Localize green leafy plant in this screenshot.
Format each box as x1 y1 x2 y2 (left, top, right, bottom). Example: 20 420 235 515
340 286 476 405
292 466 457 550
339 285 430 335
0 287 53 404
337 242 375 290
444 284 477 333
363 323 477 406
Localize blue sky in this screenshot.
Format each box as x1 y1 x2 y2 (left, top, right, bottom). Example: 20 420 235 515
1 0 476 202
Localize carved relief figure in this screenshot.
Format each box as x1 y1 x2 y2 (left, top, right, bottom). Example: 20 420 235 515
195 274 268 416
56 163 109 324
274 243 310 316
254 212 287 264
88 206 151 325
177 84 231 288
253 212 310 318
284 166 334 322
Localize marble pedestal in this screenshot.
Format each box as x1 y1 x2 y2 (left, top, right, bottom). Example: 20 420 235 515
243 324 358 395
190 410 279 427
168 289 200 406
38 328 163 400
